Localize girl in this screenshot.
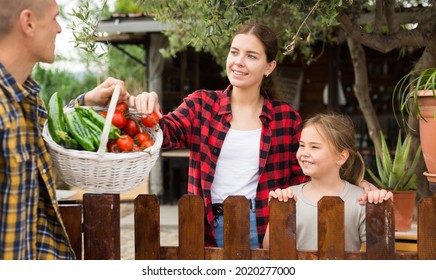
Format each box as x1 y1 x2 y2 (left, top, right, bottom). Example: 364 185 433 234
263 113 392 251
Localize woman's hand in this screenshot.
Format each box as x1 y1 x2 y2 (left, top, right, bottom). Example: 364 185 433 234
269 187 298 203
129 91 163 118
84 77 130 106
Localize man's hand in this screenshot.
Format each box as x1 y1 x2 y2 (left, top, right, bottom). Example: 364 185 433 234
84 77 130 106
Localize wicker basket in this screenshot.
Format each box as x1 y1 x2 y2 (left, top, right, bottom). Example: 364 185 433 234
42 86 163 193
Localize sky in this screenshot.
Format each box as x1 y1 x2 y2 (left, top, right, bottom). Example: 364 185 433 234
45 0 116 73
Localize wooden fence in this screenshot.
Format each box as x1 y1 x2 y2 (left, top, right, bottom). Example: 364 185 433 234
59 194 436 260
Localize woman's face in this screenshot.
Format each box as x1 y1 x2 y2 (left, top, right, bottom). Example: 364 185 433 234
226 33 275 91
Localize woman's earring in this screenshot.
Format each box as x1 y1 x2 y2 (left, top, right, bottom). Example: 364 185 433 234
265 73 269 77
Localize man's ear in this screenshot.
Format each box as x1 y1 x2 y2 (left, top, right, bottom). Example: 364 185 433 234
19 10 36 35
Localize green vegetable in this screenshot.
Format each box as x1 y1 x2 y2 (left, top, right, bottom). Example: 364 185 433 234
58 132 81 150
81 116 103 148
75 107 120 139
47 92 67 144
64 111 95 151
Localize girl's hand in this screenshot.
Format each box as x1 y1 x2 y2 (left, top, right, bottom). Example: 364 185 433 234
268 187 298 203
359 189 393 205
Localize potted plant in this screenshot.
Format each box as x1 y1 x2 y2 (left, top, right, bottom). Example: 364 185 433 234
394 67 436 178
367 131 421 231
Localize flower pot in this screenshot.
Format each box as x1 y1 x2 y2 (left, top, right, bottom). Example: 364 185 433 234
417 90 436 174
423 171 436 194
392 190 417 232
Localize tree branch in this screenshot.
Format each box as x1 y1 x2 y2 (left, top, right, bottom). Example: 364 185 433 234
337 9 435 53
373 0 384 34
385 0 399 33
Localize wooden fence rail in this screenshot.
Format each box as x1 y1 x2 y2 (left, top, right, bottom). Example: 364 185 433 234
59 194 436 260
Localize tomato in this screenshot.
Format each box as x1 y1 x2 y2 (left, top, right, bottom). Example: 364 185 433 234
115 102 129 113
139 139 154 149
107 140 119 153
141 111 159 128
124 119 140 137
116 135 134 152
100 111 108 118
112 110 127 129
133 145 142 151
134 132 151 145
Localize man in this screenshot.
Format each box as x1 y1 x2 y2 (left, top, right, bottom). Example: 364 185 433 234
0 0 129 259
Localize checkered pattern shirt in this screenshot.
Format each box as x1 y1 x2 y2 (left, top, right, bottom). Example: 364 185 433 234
0 63 75 259
160 85 308 247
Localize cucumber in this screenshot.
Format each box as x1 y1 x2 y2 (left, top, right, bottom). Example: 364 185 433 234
47 92 67 144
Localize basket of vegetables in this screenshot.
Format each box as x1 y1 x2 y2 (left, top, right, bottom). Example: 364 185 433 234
42 85 163 193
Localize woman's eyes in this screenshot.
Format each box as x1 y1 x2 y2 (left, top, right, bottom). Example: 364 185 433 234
229 51 257 60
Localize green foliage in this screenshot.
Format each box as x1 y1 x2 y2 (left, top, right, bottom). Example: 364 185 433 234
68 0 111 60
367 131 421 191
107 45 147 94
115 0 145 13
32 64 100 107
136 0 350 67
69 0 357 70
394 67 436 124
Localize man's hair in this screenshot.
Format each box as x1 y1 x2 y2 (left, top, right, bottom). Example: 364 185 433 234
0 0 48 37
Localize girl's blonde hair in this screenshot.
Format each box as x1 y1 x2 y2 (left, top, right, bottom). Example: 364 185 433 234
304 112 365 185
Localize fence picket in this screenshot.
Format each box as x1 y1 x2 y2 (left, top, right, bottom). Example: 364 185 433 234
178 195 204 259
83 193 120 260
134 194 160 260
223 196 251 259
318 196 345 260
418 196 436 260
59 201 82 259
366 200 395 259
268 199 297 260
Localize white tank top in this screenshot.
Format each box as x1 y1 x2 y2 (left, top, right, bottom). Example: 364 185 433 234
211 128 262 204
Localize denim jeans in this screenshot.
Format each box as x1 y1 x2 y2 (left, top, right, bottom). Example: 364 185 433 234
213 199 259 248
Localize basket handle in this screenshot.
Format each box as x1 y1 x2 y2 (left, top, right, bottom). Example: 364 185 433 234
97 85 121 155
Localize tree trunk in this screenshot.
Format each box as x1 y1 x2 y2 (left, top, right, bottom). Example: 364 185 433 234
345 37 383 156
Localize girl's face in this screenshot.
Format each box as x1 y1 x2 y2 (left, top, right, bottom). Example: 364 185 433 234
296 125 347 179
226 33 276 91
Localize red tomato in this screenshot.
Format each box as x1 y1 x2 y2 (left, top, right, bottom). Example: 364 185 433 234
124 119 140 137
133 146 142 151
141 111 159 128
139 139 154 149
134 132 151 145
115 102 129 113
107 141 119 153
112 110 127 129
116 135 134 152
100 111 108 118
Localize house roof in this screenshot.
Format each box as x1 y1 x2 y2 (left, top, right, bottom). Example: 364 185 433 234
97 13 167 34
